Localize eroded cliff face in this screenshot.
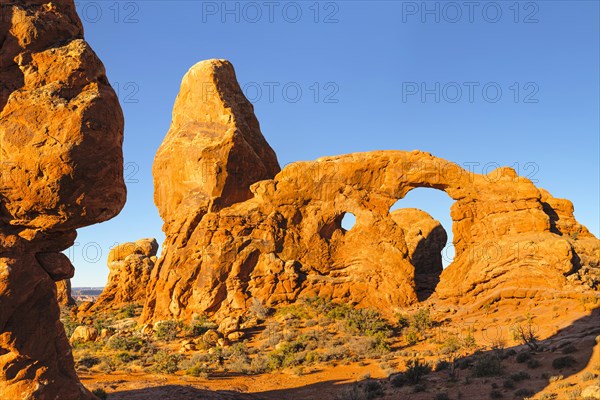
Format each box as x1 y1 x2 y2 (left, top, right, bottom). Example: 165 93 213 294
0 1 125 398
143 59 600 326
57 279 77 307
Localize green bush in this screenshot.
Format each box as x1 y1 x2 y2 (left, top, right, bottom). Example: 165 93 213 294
119 304 138 319
514 388 534 397
473 354 502 377
61 315 78 339
552 356 576 370
405 359 431 384
182 353 211 377
515 352 531 363
151 351 182 374
114 351 137 363
185 315 217 337
92 388 107 400
510 371 530 382
77 355 100 368
390 373 407 388
405 327 420 345
154 320 183 341
411 308 432 331
363 380 384 399
106 335 146 352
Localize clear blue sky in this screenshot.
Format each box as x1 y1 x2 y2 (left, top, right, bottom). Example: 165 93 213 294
69 1 599 286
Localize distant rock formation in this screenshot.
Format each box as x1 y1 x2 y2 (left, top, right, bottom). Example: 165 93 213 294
142 59 600 326
56 279 77 307
0 1 125 398
88 238 158 312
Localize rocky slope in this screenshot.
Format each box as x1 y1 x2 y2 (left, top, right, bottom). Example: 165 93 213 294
88 239 158 312
0 1 125 398
142 59 600 326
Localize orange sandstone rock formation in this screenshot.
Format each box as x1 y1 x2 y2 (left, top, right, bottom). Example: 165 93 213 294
142 59 599 325
89 238 158 312
57 278 77 307
0 1 125 398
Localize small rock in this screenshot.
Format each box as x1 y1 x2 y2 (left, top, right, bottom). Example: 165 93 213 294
227 332 244 342
203 329 221 346
70 326 98 343
582 385 600 399
218 316 241 335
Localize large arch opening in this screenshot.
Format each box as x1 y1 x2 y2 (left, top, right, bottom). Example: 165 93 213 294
390 188 455 301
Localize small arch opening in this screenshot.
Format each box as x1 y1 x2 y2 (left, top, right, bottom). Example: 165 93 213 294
390 188 454 301
341 212 356 231
319 211 356 241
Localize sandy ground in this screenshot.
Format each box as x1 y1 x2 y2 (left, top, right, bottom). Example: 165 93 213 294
80 296 600 400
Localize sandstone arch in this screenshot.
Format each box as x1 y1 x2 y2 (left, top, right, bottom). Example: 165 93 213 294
143 59 599 325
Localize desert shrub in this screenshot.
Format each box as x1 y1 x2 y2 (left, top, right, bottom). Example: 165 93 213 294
185 364 209 377
182 353 211 377
151 351 182 374
185 315 217 337
405 327 420 345
413 384 426 393
567 389 582 399
549 374 563 383
345 309 391 337
92 318 110 333
97 358 116 373
336 381 383 400
396 313 410 329
154 320 183 341
277 303 313 320
411 308 432 331
515 351 531 363
552 356 576 370
265 338 309 370
227 342 251 373
435 393 450 400
510 371 530 382
581 371 598 381
114 351 137 363
435 360 450 371
473 354 502 377
323 345 349 362
363 380 384 399
118 304 138 319
527 358 541 369
390 373 407 388
106 335 146 352
77 354 100 368
514 388 534 397
511 320 538 350
562 344 577 354
502 379 515 389
92 388 107 399
61 315 78 339
405 359 431 384
489 389 503 399
250 298 271 319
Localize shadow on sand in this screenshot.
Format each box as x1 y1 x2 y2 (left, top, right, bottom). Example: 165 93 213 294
110 307 600 400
